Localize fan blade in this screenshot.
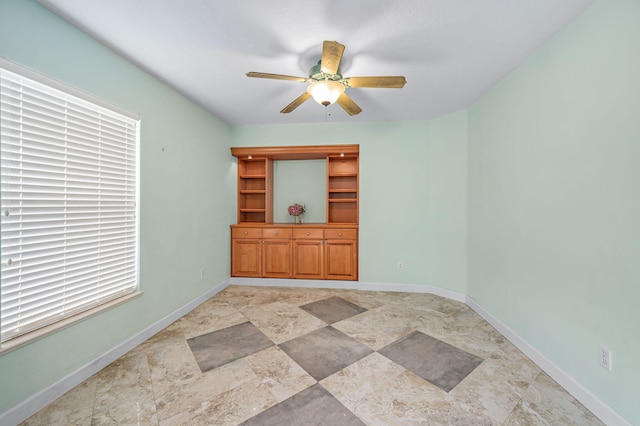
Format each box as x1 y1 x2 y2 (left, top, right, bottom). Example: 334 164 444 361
281 93 312 114
345 76 407 88
336 93 362 116
321 41 345 75
246 72 307 82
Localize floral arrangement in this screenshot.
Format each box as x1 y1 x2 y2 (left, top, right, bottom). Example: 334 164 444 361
288 203 305 216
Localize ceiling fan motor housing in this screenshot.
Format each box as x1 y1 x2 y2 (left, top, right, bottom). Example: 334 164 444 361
309 60 343 82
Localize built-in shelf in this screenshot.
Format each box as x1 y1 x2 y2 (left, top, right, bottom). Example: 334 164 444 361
327 155 358 224
231 144 359 225
237 157 272 223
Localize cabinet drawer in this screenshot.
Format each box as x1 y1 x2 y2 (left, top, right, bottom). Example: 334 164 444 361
293 228 324 239
232 227 262 239
263 228 292 239
324 229 357 239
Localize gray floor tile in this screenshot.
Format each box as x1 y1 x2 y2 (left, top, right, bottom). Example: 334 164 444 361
279 326 373 381
241 384 365 426
379 330 483 392
300 296 367 324
187 321 273 372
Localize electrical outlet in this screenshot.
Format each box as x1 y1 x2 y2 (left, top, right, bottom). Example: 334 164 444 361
200 268 205 280
397 261 404 270
598 345 612 371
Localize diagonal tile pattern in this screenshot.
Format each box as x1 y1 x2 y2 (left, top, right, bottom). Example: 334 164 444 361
241 383 365 426
278 325 373 381
300 295 368 323
187 321 273 372
20 285 605 426
379 330 484 392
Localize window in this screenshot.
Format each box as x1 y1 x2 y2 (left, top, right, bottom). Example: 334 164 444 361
0 59 140 343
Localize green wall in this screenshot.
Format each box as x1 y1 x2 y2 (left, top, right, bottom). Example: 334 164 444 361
0 0 234 414
231 113 469 292
274 159 327 223
467 0 639 423
1 0 636 423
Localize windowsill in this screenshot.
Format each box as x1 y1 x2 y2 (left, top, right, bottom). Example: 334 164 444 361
0 291 143 355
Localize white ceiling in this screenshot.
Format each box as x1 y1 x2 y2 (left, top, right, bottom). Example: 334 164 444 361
38 0 592 126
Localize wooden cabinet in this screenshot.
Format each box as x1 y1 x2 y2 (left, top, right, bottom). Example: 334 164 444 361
292 228 325 279
324 229 358 280
230 145 359 281
262 228 292 278
231 225 357 281
231 227 291 278
231 228 262 277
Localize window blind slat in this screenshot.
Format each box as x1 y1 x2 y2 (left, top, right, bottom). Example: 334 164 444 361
1 64 139 342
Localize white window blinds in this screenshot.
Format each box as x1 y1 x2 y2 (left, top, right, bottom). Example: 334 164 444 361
0 61 140 342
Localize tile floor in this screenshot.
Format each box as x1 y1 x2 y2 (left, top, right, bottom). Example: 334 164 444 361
20 285 603 425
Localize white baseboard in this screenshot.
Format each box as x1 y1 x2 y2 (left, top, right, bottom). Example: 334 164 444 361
356 281 467 303
229 277 358 290
228 278 467 303
0 279 230 426
466 296 631 426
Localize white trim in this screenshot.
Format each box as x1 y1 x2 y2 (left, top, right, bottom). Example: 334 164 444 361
229 277 358 290
466 296 631 426
356 281 467 303
0 279 230 426
0 291 143 355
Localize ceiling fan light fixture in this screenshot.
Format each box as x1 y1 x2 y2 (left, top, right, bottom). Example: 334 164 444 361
307 80 345 106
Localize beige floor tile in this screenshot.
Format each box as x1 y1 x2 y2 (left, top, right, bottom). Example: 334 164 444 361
245 346 316 402
19 379 96 426
127 321 185 357
92 353 158 425
159 378 277 426
503 371 604 425
239 301 327 344
154 358 257 421
178 300 248 339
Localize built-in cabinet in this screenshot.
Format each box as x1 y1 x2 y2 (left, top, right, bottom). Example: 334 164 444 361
292 228 324 279
231 225 358 280
231 145 359 281
323 228 358 280
231 227 291 278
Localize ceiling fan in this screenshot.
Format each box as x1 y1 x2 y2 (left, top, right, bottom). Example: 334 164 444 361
246 41 407 116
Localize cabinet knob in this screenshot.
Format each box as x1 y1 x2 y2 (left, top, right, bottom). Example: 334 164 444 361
338 233 343 237
274 232 279 236
306 232 310 236
243 231 248 235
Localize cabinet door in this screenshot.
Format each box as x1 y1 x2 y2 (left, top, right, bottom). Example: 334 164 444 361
263 239 291 278
231 238 262 277
325 239 357 280
292 239 324 279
